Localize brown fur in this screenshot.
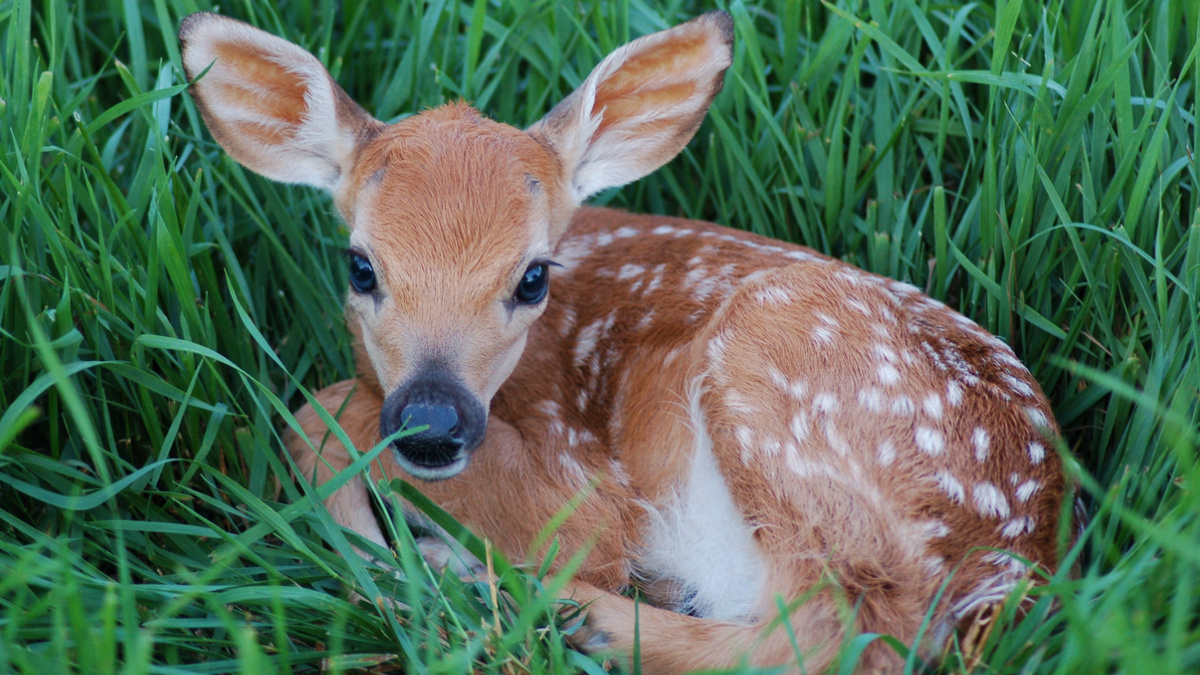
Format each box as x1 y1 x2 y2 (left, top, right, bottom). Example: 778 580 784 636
182 11 1069 673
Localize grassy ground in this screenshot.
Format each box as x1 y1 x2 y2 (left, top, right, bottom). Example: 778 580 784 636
2 0 1198 672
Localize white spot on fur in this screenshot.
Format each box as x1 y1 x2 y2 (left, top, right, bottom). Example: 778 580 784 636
846 298 872 317
754 286 791 305
768 367 789 391
922 520 951 540
877 363 901 386
652 225 676 235
836 269 863 285
762 437 783 458
1015 479 1041 503
973 483 1010 519
617 264 644 280
1001 373 1035 398
934 471 965 503
922 394 943 419
536 399 561 418
952 313 978 329
684 267 708 290
1001 517 1035 538
973 428 990 462
915 427 944 456
1028 441 1046 464
822 419 851 455
735 425 754 449
993 350 1026 370
706 330 731 364
877 439 896 466
812 326 836 347
946 380 964 406
615 226 638 238
1025 407 1051 430
664 346 684 365
573 320 602 368
692 277 721 303
891 396 915 416
645 264 666 293
858 387 885 413
639 380 767 621
784 250 820 263
870 343 898 363
567 427 598 447
816 312 839 327
790 412 811 444
724 389 757 416
783 453 842 480
769 368 807 399
813 393 839 414
609 459 632 487
558 305 578 337
922 556 946 577
741 269 771 285
635 311 656 331
559 453 589 489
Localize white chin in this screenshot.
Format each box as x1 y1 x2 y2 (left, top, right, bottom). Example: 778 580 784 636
398 454 468 481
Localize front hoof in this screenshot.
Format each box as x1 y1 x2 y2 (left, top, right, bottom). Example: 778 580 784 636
563 611 614 654
415 536 487 580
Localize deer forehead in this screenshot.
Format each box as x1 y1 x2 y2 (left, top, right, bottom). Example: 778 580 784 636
341 104 564 310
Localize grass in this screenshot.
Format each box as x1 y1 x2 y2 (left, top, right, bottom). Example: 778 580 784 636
1 0 1197 672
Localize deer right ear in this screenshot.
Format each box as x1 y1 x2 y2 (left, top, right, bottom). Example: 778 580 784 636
179 12 381 193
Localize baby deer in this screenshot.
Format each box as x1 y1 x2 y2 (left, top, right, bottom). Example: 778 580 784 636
181 11 1069 672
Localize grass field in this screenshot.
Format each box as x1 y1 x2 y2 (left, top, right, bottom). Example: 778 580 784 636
2 0 1198 672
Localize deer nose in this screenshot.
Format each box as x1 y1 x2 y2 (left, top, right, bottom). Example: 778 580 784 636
397 401 463 458
380 370 487 480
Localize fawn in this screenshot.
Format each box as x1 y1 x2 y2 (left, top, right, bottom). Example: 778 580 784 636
181 10 1071 672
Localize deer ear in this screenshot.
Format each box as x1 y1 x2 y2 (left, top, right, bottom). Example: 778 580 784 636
529 12 733 204
179 12 381 193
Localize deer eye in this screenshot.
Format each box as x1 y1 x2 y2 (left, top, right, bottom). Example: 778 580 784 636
348 254 376 294
514 263 549 305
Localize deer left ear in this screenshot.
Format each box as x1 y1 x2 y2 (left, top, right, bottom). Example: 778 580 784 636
528 12 734 205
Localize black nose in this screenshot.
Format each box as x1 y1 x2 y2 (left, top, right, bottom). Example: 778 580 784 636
397 401 463 463
380 370 487 478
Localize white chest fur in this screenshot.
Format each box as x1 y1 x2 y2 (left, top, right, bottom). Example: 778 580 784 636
636 382 766 621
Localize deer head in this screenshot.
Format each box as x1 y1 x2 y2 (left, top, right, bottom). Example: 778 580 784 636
180 11 734 479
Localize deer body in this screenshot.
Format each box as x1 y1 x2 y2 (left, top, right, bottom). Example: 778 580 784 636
182 11 1067 672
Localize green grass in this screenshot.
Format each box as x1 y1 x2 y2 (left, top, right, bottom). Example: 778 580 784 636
2 0 1197 672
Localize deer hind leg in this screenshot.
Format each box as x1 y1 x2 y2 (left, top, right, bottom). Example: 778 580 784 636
669 265 943 670
567 578 864 674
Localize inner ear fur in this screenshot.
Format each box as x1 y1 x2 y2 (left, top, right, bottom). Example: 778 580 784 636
528 11 734 204
179 12 381 192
